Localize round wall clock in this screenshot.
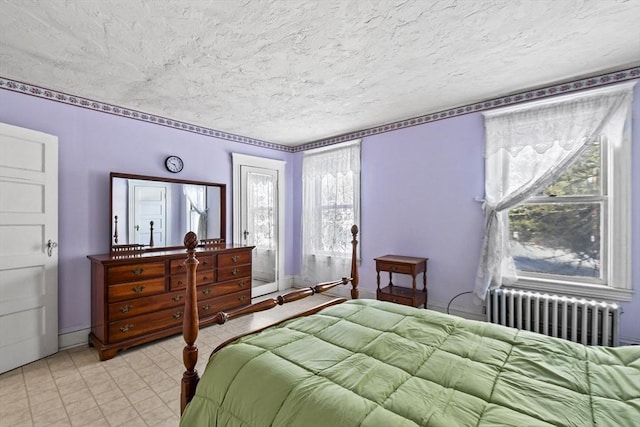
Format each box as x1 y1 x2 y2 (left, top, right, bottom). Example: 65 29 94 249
165 155 184 173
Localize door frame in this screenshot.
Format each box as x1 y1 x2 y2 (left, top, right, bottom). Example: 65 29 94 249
232 153 286 295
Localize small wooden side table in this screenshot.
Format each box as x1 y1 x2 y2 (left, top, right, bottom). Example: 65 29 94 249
375 255 428 308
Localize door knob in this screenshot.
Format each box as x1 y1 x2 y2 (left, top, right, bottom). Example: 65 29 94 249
46 240 58 257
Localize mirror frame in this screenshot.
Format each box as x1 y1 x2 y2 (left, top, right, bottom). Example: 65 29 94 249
110 172 227 252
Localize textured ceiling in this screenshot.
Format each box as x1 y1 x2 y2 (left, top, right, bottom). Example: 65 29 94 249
1 0 639 146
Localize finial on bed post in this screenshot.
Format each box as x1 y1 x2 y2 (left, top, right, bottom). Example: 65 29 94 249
149 221 154 247
350 225 359 299
181 232 199 414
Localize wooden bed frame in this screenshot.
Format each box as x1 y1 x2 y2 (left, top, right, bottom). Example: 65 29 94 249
180 225 360 413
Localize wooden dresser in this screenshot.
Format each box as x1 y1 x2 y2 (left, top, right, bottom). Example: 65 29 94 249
88 245 253 360
375 255 428 308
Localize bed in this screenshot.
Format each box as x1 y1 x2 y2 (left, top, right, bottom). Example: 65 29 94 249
178 228 640 426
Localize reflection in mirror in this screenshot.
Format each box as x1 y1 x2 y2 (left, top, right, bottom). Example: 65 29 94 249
110 173 226 250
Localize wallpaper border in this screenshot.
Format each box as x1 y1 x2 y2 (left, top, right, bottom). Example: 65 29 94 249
1 67 638 153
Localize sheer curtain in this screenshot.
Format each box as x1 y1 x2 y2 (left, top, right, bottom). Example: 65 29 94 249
248 171 276 282
183 185 207 239
247 172 274 250
302 141 360 284
474 83 634 299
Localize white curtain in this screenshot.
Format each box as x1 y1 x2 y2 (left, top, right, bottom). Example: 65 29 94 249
474 83 634 299
248 172 276 282
302 141 360 284
247 172 275 250
183 185 207 239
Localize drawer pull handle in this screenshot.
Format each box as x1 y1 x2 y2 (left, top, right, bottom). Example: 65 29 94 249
119 304 133 313
202 276 208 281
202 304 211 311
177 280 183 285
173 311 184 319
231 268 239 275
231 255 240 262
391 266 398 272
238 281 245 287
202 288 211 295
177 265 184 270
202 261 209 266
120 324 134 333
172 295 183 302
239 295 246 301
132 285 145 294
132 268 144 275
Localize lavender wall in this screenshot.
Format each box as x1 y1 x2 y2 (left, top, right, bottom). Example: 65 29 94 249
0 89 293 335
292 86 640 344
1 80 638 344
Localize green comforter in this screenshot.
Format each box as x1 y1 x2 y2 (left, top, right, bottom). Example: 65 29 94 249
180 299 640 426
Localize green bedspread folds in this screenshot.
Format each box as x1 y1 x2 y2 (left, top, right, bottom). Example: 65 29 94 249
180 299 640 427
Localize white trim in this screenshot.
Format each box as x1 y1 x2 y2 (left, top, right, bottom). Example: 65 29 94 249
232 153 286 294
619 336 640 346
607 104 633 292
58 327 90 350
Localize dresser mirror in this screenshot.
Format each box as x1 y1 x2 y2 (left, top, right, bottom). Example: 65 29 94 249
110 172 226 251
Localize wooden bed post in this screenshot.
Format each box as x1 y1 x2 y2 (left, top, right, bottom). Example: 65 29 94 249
181 232 199 414
179 225 360 414
350 225 359 299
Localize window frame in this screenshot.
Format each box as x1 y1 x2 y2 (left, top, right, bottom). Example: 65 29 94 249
506 110 633 301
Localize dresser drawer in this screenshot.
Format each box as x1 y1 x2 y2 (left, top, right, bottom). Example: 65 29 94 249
108 290 185 321
107 262 165 284
376 261 414 275
198 290 251 318
108 306 185 343
377 286 426 308
218 264 251 282
377 288 414 305
218 251 252 268
198 277 251 299
170 255 214 275
169 270 215 290
108 277 165 302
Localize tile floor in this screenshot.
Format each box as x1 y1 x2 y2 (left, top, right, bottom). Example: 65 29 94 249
0 293 336 427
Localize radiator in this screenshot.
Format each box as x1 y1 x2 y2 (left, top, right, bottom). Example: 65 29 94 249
486 288 619 346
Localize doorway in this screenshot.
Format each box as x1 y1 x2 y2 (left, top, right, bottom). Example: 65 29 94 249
232 154 285 297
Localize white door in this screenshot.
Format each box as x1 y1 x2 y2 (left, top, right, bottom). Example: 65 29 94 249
232 154 285 298
0 122 58 374
129 182 168 247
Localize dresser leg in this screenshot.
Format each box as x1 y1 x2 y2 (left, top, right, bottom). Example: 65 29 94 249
98 348 118 361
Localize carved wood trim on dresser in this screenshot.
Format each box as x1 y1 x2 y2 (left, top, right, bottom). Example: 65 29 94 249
87 245 253 361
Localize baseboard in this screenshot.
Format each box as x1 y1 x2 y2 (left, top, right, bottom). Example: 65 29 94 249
279 275 295 290
620 336 640 346
58 327 90 350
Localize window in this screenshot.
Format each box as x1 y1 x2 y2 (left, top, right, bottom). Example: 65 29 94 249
509 140 605 281
301 140 360 282
475 82 634 301
183 184 207 238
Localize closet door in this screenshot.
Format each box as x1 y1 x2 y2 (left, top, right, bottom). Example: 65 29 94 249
0 122 58 373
